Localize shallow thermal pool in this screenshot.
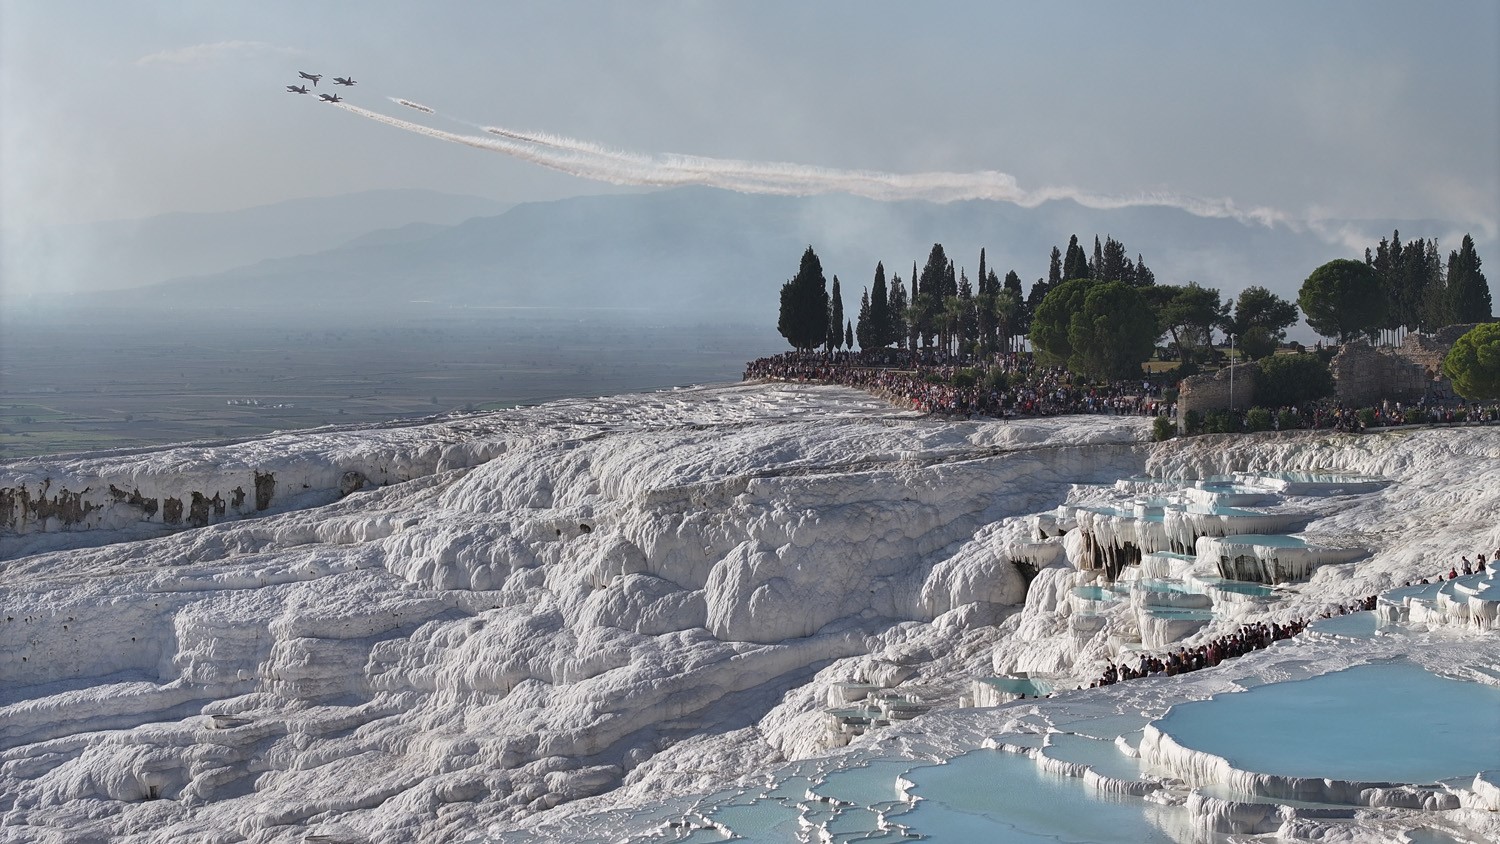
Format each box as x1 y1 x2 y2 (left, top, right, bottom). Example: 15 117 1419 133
897 749 1178 842
1154 661 1500 783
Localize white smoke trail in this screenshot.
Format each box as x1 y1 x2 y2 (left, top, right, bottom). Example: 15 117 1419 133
341 100 1297 229
483 126 652 165
392 98 435 114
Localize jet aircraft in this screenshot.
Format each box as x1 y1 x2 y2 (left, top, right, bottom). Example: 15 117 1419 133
298 71 322 86
319 93 342 103
333 76 356 86
286 85 310 94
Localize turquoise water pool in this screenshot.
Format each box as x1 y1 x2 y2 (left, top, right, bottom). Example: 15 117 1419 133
897 749 1177 842
979 676 1053 697
1155 662 1500 783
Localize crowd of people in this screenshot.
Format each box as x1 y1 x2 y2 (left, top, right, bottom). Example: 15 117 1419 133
743 350 1171 419
1249 399 1500 434
1087 550 1494 690
744 350 1500 434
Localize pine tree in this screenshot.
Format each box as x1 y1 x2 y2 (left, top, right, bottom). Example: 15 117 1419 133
889 274 910 350
957 270 977 355
917 246 950 348
1447 234 1493 324
1134 254 1155 287
1003 270 1024 349
1099 236 1128 282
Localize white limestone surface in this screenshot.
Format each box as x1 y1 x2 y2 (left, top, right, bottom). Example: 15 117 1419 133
2 385 1498 844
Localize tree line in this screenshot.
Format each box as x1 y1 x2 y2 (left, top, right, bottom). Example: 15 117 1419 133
779 230 1491 383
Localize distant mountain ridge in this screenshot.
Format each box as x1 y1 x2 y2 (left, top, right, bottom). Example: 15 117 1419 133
138 188 1492 326
2 189 509 297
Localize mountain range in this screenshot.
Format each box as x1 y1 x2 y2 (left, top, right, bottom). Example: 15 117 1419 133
14 186 1492 330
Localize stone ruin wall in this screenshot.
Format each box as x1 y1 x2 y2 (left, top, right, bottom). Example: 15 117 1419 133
1178 325 1478 419
1331 324 1478 407
1176 362 1259 421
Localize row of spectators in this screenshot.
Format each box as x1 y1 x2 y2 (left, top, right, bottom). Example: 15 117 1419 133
745 350 1500 433
1090 550 1495 690
1090 597 1375 688
743 351 1171 419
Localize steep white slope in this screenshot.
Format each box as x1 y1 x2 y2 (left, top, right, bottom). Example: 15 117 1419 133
497 424 1500 844
0 385 1151 843
6 386 1495 844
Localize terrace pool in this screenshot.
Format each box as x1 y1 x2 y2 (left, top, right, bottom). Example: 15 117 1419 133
1153 662 1500 783
897 749 1177 842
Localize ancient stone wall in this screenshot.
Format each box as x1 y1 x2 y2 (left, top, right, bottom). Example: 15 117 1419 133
1330 325 1476 406
1177 362 1259 421
1330 341 1430 406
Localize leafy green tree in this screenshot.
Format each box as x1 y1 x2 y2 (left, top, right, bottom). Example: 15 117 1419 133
1067 281 1159 380
1237 326 1278 361
1254 353 1335 408
777 246 829 351
1446 234 1492 325
1298 259 1385 343
1443 322 1500 400
1031 278 1098 367
1154 282 1227 366
1230 286 1299 350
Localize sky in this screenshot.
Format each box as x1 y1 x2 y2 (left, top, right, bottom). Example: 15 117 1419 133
2 0 1498 241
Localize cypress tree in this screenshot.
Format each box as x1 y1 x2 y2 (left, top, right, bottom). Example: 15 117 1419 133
856 288 873 350
845 320 854 350
870 262 891 349
1048 246 1063 287
827 276 845 352
1062 235 1088 281
1090 235 1104 279
777 246 829 352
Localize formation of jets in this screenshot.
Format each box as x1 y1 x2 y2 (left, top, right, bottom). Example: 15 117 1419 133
287 71 355 100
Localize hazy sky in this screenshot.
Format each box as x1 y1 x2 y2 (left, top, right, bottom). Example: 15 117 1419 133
2 0 1497 238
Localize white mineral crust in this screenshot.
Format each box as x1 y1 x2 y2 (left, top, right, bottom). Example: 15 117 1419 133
1 384 1497 844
